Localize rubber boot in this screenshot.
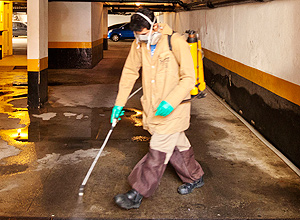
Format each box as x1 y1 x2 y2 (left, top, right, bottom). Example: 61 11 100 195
114 189 143 210
169 147 204 194
177 176 204 195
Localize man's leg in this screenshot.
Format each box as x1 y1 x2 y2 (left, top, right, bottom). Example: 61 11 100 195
128 148 167 198
169 132 205 195
114 132 180 209
128 132 181 196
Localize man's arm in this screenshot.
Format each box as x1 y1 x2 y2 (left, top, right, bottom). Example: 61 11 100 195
115 41 142 107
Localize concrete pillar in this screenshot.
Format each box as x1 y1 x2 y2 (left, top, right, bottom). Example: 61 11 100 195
103 7 108 50
91 2 104 65
48 2 104 69
27 0 48 109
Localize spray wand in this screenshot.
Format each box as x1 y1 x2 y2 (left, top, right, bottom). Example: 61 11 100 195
78 86 142 196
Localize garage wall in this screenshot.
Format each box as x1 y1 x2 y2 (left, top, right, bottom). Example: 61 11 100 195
48 2 104 68
164 0 300 168
91 2 104 65
108 14 131 27
49 2 91 43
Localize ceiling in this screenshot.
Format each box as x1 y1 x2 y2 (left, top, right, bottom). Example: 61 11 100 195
12 0 273 14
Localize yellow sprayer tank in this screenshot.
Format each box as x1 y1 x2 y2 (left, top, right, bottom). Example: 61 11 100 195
187 30 206 96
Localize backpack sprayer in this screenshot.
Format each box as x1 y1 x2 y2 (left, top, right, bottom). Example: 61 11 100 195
186 30 206 97
176 30 207 104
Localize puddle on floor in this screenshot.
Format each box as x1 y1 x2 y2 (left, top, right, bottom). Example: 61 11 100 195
126 108 143 127
0 69 148 177
131 136 150 142
0 70 147 176
0 70 35 176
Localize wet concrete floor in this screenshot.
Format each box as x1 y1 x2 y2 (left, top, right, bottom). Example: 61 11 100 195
0 41 300 219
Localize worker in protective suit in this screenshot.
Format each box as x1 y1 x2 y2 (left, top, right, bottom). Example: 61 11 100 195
111 8 205 210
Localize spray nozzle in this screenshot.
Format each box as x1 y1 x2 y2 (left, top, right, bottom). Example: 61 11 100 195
185 30 195 35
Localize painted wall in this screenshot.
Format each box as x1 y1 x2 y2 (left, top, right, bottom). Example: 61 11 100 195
49 2 91 43
164 0 300 168
92 2 103 43
165 0 300 87
48 2 104 69
156 13 164 23
49 2 104 43
107 13 163 27
108 14 131 27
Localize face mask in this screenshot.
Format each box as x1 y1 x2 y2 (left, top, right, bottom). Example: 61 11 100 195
135 33 149 43
135 32 162 45
134 12 162 49
150 32 162 45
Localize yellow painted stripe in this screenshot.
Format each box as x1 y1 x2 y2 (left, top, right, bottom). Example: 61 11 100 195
49 39 104 49
92 38 103 47
27 57 48 72
48 42 92 49
203 48 300 106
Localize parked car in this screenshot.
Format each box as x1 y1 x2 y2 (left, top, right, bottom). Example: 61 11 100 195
13 21 27 37
108 22 127 31
108 23 134 42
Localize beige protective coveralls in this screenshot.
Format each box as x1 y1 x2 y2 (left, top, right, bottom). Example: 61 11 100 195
115 23 204 197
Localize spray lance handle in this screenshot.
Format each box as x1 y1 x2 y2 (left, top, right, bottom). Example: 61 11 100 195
111 105 124 127
112 118 118 128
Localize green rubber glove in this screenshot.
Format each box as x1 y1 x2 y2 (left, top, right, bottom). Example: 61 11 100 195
111 106 125 123
155 101 174 117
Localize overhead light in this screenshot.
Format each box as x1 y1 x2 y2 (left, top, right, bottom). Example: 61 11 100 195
135 2 141 6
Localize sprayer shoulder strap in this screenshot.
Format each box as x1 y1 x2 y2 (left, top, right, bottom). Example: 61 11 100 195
167 31 184 50
167 31 183 65
168 31 175 51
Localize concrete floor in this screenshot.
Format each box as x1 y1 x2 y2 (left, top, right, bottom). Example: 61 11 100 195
0 37 27 68
0 41 300 220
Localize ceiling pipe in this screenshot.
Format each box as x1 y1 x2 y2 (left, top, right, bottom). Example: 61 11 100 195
105 4 177 12
104 4 175 7
107 8 175 12
48 0 271 11
49 0 186 12
49 0 182 3
184 0 273 10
